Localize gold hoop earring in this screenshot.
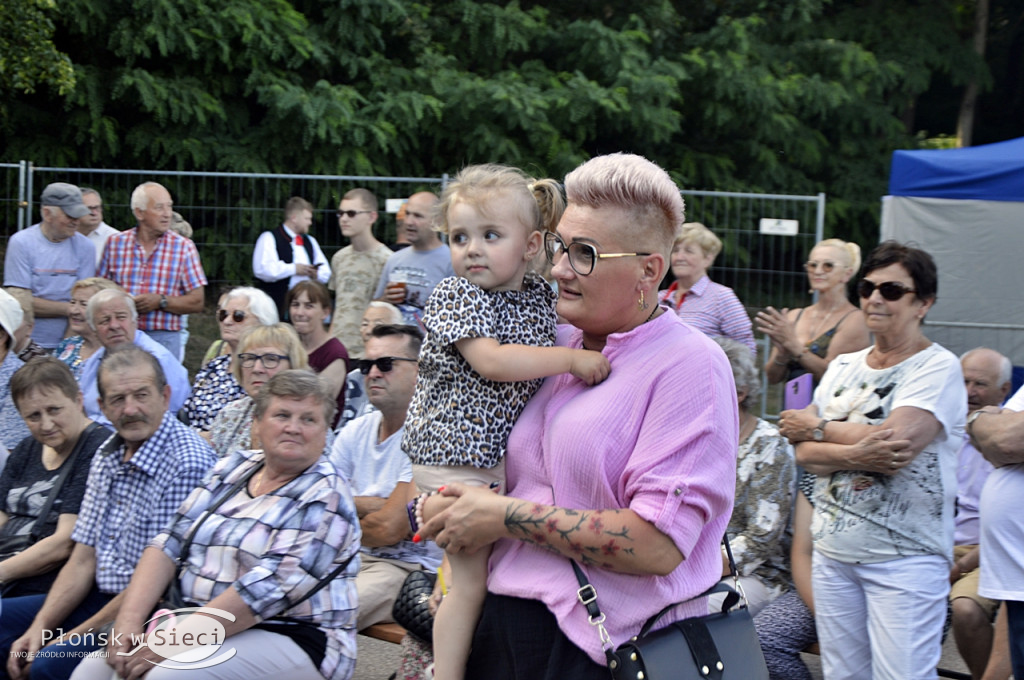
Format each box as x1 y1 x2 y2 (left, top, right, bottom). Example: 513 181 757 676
638 289 648 311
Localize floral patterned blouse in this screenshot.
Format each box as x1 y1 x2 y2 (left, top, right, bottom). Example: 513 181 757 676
727 417 796 598
183 354 245 431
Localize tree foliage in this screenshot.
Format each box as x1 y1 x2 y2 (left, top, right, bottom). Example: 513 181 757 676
1 0 1019 244
0 0 76 96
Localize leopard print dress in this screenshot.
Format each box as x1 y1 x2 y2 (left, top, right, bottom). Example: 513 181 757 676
402 272 557 469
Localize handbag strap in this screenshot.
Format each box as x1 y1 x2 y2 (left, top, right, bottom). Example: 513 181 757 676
175 459 357 611
29 422 103 541
570 533 743 656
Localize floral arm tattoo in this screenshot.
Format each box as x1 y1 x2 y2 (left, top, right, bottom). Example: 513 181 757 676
503 501 638 570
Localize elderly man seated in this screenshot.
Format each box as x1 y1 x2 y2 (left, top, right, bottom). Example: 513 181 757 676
78 288 190 424
0 345 215 680
330 324 441 630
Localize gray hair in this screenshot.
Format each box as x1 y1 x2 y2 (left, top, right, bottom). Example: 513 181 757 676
130 181 166 212
224 287 279 326
97 345 167 400
253 369 335 425
86 288 138 331
365 301 404 324
961 347 1013 386
713 337 760 411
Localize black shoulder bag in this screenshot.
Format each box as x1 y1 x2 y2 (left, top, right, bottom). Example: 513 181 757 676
572 535 769 680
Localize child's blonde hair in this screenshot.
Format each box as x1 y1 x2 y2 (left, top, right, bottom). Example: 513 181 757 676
436 164 565 237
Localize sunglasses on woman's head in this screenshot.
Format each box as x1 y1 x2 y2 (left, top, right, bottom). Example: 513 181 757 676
357 356 417 375
804 260 836 272
857 280 916 301
217 309 247 323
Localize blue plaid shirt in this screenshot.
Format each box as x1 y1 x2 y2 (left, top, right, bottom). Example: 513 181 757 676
72 411 216 593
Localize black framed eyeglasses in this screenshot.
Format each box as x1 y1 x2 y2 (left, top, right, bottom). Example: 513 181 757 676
217 309 248 323
357 356 417 375
238 353 289 369
857 280 916 301
804 260 836 272
543 232 651 277
337 210 372 219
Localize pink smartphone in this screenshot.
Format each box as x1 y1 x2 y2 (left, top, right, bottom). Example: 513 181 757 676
784 373 814 411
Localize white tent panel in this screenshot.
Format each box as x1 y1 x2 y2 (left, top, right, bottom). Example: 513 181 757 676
880 195 1024 365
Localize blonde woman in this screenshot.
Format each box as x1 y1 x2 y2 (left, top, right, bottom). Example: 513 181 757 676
757 238 870 385
659 222 756 354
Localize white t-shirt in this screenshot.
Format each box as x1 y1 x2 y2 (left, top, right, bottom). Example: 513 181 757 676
978 384 1024 600
810 343 965 564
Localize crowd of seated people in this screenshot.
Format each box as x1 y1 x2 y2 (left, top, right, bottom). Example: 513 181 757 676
0 172 1014 680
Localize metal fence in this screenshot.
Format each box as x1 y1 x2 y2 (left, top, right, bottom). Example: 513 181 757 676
3 163 828 416
2 162 448 290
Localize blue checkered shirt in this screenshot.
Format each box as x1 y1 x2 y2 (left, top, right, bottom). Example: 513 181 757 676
72 411 216 593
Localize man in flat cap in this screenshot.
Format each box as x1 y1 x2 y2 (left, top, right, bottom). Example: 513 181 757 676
3 183 96 350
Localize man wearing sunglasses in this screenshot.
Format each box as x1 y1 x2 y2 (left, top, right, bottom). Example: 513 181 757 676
328 188 392 359
330 324 441 630
373 192 455 326
253 196 331 319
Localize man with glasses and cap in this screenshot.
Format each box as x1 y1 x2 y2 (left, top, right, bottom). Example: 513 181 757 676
3 182 96 350
330 323 441 630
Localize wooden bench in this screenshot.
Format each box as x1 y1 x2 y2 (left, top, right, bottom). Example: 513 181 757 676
360 622 407 644
802 643 970 679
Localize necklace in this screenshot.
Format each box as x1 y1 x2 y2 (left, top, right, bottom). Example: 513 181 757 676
644 304 659 323
251 468 266 495
805 299 843 344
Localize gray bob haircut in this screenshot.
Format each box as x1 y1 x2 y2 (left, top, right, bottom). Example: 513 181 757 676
713 336 760 411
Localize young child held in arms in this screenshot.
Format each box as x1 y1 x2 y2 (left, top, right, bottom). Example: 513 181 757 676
404 164 610 680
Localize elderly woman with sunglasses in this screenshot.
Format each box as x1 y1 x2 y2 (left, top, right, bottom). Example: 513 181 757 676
777 241 966 680
207 323 314 457
417 154 737 680
756 238 870 385
183 287 279 431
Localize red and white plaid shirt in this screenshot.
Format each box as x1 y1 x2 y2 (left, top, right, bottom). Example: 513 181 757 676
98 228 207 332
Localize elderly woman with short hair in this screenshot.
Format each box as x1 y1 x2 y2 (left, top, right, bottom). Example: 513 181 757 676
712 337 795 616
73 370 361 680
659 222 756 354
183 287 279 431
418 153 738 679
206 324 311 458
779 240 965 680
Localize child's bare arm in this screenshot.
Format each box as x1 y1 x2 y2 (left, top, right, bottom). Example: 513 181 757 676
455 337 610 384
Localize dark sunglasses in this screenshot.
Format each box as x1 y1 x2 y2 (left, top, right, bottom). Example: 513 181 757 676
337 209 373 219
358 356 417 375
857 279 916 301
217 309 248 323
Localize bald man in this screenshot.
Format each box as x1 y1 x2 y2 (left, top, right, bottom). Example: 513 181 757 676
372 191 453 325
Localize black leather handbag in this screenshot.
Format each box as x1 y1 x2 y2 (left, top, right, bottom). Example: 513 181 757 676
392 570 437 643
573 536 768 680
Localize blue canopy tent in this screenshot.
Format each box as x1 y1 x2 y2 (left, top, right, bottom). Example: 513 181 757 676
881 137 1024 371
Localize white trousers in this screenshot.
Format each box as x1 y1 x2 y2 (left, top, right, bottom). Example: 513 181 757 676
69 628 325 680
812 551 948 680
